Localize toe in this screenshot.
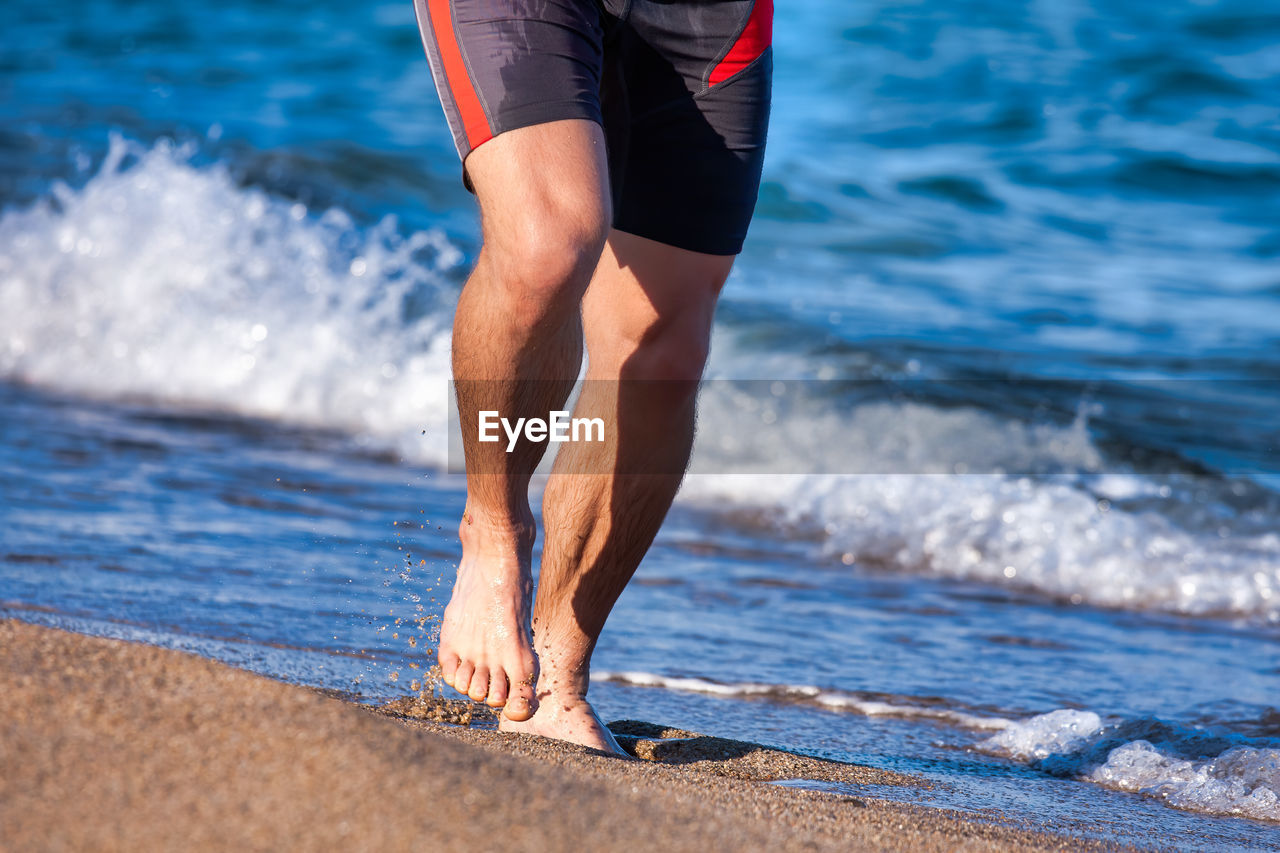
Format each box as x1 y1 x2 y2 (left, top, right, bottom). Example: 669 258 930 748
438 650 460 686
467 667 490 703
503 679 536 721
502 652 538 720
486 672 509 708
452 660 474 696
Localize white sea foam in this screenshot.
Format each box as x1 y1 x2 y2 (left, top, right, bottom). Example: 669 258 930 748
677 467 1280 620
978 708 1104 760
601 671 1280 822
3 137 1279 621
978 711 1280 822
1084 741 1280 822
0 134 457 464
595 671 1012 731
598 670 802 698
814 694 1013 731
686 333 1280 621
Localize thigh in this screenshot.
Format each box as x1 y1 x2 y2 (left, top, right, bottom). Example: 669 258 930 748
414 0 606 168
466 119 611 252
583 230 735 377
603 0 773 256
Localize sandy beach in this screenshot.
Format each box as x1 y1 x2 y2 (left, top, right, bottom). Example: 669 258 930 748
0 620 1128 852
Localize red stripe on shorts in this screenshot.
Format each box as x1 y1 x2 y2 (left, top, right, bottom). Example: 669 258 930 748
709 0 774 86
427 0 492 149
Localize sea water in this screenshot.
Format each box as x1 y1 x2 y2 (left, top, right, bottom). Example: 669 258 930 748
2 0 1278 849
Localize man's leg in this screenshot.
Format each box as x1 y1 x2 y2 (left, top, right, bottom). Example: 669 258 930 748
438 119 611 721
500 230 734 751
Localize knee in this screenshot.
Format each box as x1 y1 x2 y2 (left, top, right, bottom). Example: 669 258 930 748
484 196 609 327
621 327 711 384
611 327 709 416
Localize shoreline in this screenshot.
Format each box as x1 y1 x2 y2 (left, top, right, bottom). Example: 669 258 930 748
1 619 1127 851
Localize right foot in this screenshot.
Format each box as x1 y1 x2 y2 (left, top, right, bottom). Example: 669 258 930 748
499 691 627 756
495 642 628 756
436 511 538 720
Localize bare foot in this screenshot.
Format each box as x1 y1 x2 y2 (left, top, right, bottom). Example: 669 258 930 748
436 510 538 721
499 691 627 756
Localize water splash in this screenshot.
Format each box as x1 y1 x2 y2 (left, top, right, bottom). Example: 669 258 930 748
0 134 459 464
979 711 1280 822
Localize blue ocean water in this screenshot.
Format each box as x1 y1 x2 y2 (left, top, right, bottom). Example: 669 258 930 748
2 0 1279 848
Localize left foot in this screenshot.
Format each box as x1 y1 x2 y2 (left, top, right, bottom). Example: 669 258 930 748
498 691 627 756
436 509 538 720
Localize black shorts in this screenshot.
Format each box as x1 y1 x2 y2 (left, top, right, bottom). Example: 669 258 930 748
413 0 772 255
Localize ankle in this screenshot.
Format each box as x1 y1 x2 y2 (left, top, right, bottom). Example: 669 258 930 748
530 658 592 700
458 504 537 552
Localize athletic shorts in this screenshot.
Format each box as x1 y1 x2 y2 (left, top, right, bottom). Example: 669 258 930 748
412 0 773 256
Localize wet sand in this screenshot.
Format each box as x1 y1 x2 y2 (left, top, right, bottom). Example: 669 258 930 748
1 620 1130 851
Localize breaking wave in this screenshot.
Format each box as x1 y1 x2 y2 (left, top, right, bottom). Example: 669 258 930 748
2 136 1277 621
